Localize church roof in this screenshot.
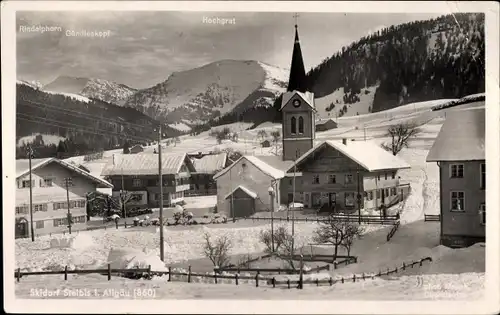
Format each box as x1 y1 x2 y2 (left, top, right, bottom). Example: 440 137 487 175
286 25 307 93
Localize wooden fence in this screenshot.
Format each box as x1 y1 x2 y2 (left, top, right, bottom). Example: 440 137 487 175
15 257 432 290
214 264 330 275
386 221 401 242
424 214 441 222
241 215 399 226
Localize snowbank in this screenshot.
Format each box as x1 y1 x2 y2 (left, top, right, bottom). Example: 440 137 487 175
106 248 167 271
49 234 94 250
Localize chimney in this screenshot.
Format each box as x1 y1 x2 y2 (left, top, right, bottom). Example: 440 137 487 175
342 138 347 145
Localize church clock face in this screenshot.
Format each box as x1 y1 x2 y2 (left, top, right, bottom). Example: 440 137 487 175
293 99 301 107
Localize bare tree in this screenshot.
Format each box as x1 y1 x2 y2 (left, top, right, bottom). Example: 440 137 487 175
257 130 268 142
381 123 421 156
341 224 365 257
270 130 281 155
313 216 364 261
203 233 233 269
259 226 297 270
118 191 134 218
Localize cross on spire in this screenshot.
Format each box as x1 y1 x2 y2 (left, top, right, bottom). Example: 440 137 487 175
293 13 300 28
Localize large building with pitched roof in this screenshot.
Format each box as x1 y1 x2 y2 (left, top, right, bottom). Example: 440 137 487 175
101 153 195 210
426 107 485 248
213 23 411 218
15 157 113 238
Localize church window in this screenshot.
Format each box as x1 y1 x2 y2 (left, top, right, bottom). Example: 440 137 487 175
291 117 297 134
298 117 304 134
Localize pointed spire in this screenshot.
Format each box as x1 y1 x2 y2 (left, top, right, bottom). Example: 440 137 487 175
287 23 307 93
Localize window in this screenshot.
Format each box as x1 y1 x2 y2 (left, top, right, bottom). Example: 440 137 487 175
34 204 48 212
384 173 388 180
450 164 464 178
311 193 321 207
391 187 397 196
479 203 485 225
451 191 465 211
22 180 35 188
328 174 336 184
298 117 304 134
367 191 374 201
392 172 396 179
131 194 143 202
377 174 381 181
480 163 486 190
53 218 68 227
64 178 74 187
312 175 320 184
132 179 142 187
345 192 355 207
42 178 53 187
53 202 69 210
16 206 28 215
345 174 354 184
74 216 86 224
376 190 381 199
35 221 44 229
385 188 389 197
291 117 297 134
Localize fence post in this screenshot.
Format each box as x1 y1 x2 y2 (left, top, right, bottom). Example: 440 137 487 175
395 267 398 273
402 262 406 271
341 277 344 283
334 261 337 270
327 264 330 271
272 277 276 288
188 265 191 283
17 268 21 282
387 267 390 275
378 270 381 276
255 271 259 287
362 273 365 280
235 273 239 286
329 277 333 286
124 221 127 228
419 259 423 267
353 274 356 282
214 272 218 284
316 278 319 286
316 265 320 274
64 266 68 281
298 255 304 289
107 263 111 281
287 279 291 289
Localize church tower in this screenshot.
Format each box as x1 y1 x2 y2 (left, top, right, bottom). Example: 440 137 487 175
280 22 316 161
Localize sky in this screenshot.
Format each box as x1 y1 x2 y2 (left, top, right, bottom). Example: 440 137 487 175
16 11 443 89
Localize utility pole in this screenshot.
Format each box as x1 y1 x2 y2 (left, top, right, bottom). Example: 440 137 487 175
120 168 126 220
291 150 299 255
230 167 235 222
65 177 72 234
158 124 165 262
357 166 361 225
26 145 35 242
268 184 275 252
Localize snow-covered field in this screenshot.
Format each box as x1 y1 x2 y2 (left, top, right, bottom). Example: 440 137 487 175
315 85 379 118
15 272 484 300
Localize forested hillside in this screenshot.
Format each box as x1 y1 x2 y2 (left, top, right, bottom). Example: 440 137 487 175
16 83 183 159
306 13 484 113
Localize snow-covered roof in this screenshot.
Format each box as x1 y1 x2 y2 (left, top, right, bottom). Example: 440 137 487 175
101 153 195 176
427 107 485 162
16 157 113 188
280 90 316 111
192 153 227 174
224 185 257 199
213 155 287 180
286 140 411 173
316 118 337 125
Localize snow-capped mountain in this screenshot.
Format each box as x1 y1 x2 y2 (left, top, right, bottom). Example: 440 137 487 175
43 76 137 105
16 79 43 90
123 60 288 124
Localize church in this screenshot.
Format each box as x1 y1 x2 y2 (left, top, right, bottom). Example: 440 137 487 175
213 23 411 218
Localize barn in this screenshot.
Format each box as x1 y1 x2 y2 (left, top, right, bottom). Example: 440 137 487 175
129 144 144 154
261 140 271 148
315 118 338 131
213 155 290 218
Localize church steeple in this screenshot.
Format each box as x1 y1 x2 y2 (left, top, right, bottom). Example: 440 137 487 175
287 23 307 93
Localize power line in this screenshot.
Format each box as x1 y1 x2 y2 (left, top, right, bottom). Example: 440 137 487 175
18 98 156 130
17 115 154 143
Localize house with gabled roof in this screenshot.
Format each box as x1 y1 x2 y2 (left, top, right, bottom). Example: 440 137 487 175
281 139 411 211
15 157 113 238
189 152 228 196
101 153 195 210
426 107 485 248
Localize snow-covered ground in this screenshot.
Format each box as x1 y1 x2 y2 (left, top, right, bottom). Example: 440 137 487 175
315 85 379 118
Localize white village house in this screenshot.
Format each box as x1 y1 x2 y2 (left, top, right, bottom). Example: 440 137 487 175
15 157 113 238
